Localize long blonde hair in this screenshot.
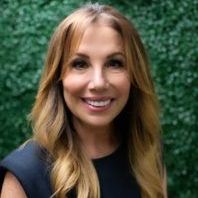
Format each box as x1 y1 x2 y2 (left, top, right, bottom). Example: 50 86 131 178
30 3 164 198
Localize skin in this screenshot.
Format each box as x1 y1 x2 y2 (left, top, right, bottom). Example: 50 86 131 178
62 23 131 158
1 172 27 198
1 23 168 198
1 24 131 198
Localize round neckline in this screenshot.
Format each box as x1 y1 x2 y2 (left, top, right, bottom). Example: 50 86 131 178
92 143 123 163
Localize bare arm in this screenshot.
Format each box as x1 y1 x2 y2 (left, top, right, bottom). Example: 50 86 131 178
1 172 27 198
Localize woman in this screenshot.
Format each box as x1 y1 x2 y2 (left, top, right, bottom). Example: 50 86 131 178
0 3 167 198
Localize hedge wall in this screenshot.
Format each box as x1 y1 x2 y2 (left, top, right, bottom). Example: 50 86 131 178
0 0 197 197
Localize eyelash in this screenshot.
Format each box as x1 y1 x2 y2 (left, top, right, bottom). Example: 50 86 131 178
70 58 124 70
71 59 88 69
106 59 124 68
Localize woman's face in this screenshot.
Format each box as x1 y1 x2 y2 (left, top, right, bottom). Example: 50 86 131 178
62 23 131 130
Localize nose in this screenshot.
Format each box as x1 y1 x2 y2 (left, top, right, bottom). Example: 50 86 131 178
88 67 109 91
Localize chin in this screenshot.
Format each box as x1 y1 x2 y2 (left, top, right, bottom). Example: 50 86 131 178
81 118 114 129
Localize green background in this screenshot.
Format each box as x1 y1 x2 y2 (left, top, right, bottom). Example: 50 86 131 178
0 0 197 197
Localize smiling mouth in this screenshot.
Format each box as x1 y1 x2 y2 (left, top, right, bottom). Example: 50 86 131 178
82 98 112 107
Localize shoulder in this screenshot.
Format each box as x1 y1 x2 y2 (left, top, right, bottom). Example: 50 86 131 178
0 140 49 177
0 140 52 198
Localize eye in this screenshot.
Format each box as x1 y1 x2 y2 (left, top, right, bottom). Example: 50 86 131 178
107 59 124 68
71 59 88 70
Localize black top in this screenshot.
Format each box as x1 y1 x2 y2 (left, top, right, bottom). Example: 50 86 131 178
0 141 140 198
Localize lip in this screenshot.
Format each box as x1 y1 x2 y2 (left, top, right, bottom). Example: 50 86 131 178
82 96 113 100
81 97 114 112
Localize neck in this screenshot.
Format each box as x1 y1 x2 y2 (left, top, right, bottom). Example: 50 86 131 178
73 120 119 159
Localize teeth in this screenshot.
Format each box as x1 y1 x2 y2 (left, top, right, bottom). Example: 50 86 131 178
86 99 111 107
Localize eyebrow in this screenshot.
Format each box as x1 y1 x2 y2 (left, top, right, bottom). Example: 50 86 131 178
73 52 125 59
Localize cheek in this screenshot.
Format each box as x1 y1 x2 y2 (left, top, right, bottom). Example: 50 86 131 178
62 74 85 96
120 81 131 104
62 77 79 112
110 73 131 96
63 81 77 96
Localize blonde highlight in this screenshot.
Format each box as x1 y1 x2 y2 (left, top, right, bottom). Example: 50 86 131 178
29 3 165 198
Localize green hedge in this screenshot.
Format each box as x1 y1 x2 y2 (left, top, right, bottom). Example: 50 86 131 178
0 0 197 197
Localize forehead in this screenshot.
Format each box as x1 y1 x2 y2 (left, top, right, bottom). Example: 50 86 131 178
76 24 124 53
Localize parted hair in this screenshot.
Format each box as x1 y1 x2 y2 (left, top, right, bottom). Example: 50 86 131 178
30 3 164 198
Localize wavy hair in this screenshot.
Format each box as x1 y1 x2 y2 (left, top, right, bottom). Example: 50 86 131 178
30 3 164 198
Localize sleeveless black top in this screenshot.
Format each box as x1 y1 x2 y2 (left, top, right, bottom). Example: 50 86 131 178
0 141 140 198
